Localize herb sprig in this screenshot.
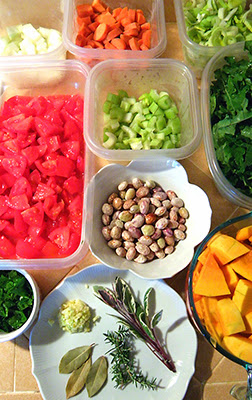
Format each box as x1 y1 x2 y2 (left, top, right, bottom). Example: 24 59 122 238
104 325 158 390
93 276 176 373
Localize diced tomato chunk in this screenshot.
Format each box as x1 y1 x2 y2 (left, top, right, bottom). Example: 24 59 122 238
2 155 27 178
21 202 44 227
61 141 80 160
48 226 70 250
16 238 41 258
33 182 55 201
8 194 30 210
44 196 64 220
63 176 83 194
0 235 16 257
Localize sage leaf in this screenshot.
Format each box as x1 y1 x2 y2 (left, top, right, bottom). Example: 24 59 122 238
139 312 155 340
93 286 117 308
86 356 108 397
114 276 124 301
143 287 153 317
123 285 136 314
59 345 93 374
66 358 92 399
151 309 163 329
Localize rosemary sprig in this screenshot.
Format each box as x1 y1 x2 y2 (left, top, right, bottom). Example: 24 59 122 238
93 276 176 373
104 325 158 390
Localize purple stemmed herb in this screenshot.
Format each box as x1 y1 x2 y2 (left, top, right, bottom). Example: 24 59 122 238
93 276 176 373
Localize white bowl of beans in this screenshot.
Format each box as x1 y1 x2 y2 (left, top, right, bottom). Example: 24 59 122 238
85 158 212 279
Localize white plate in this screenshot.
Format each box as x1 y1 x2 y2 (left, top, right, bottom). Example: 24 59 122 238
30 263 197 400
85 158 212 279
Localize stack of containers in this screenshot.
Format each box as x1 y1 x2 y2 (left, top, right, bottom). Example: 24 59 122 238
0 0 205 271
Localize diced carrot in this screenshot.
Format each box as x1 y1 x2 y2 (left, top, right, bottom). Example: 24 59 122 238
88 39 104 48
106 27 123 42
86 32 94 41
78 22 92 37
88 21 99 32
96 11 116 27
77 16 92 26
141 22 151 31
137 9 144 14
84 44 93 48
111 37 127 50
116 7 129 21
140 43 149 51
142 29 151 48
120 34 131 46
92 0 106 13
93 22 110 42
75 33 87 47
128 9 136 22
120 17 133 27
112 7 122 18
105 41 117 49
76 4 94 17
124 28 139 37
129 37 140 50
124 22 140 31
136 11 146 25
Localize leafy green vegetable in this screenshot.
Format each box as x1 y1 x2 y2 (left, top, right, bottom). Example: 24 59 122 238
0 270 34 332
184 0 252 47
210 40 252 197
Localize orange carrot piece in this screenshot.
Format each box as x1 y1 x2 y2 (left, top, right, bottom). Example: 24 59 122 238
76 4 94 17
142 29 151 48
141 22 151 30
140 43 149 51
128 9 136 22
116 7 129 21
106 27 123 42
105 41 117 49
124 22 140 31
124 28 139 37
86 32 94 41
111 37 127 50
88 21 99 32
78 22 92 37
120 34 132 46
77 16 92 26
96 11 116 26
89 39 104 48
137 9 144 14
129 37 140 50
92 0 106 13
84 44 93 48
112 7 122 18
93 22 110 41
75 33 87 47
136 11 146 25
120 17 133 27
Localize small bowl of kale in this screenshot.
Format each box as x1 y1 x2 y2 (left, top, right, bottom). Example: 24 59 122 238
201 40 252 210
0 269 40 342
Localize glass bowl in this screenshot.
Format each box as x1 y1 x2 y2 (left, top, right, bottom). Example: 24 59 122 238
186 211 252 400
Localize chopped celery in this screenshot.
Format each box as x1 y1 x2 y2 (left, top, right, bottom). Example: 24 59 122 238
102 89 182 151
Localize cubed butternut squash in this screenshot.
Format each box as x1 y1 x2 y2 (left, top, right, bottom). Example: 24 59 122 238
194 252 231 296
216 298 245 336
221 264 240 294
232 279 252 315
228 250 252 282
222 334 252 363
236 225 252 242
244 311 252 333
209 234 249 265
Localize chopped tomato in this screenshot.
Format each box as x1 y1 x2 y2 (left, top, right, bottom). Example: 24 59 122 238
2 155 27 178
48 226 70 250
0 235 16 257
61 141 80 160
21 202 44 227
43 196 64 220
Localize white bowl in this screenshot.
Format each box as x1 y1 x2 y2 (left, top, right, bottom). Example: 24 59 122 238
85 159 212 279
0 269 40 342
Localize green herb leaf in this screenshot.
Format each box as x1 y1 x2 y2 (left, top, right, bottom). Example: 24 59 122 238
138 311 155 340
59 345 94 374
151 310 163 329
66 358 92 399
86 356 108 397
143 287 153 318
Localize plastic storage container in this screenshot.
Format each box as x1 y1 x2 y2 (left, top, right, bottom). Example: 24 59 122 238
0 0 66 63
84 58 202 161
62 0 167 65
0 59 94 269
201 42 252 210
174 0 251 79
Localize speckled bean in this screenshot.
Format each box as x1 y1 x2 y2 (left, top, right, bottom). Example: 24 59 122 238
169 208 178 221
155 218 168 230
119 190 126 199
145 179 156 188
162 227 173 237
155 249 165 259
102 214 110 226
168 220 179 229
138 235 152 246
102 203 113 215
134 254 147 264
119 211 133 222
179 207 189 219
126 247 137 260
113 197 123 210
157 237 166 249
145 213 157 224
118 180 128 191
153 191 167 201
124 241 135 249
139 199 149 214
146 251 155 261
131 214 145 228
151 228 162 240
162 199 171 209
178 224 187 232
108 239 122 249
141 224 155 236
108 192 118 204
128 226 142 239
136 186 149 198
155 206 167 217
125 188 136 200
136 242 150 256
124 221 133 230
171 197 184 208
174 229 186 240
150 242 160 253
150 197 161 208
165 245 174 255
122 230 133 241
102 226 111 241
166 190 177 200
123 199 135 210
116 247 126 258
130 204 140 214
165 236 175 246
112 211 121 220
132 177 143 189
110 226 122 240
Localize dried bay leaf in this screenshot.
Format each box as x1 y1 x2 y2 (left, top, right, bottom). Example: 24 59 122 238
66 358 92 399
59 345 94 374
86 356 108 398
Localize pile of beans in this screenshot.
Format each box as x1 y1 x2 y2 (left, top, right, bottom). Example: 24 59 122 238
101 178 189 263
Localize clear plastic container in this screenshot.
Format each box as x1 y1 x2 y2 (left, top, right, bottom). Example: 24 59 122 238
62 0 167 66
174 0 251 79
0 59 95 269
201 42 252 210
84 58 202 161
0 0 66 63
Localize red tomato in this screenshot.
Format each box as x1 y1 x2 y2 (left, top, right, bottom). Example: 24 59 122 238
34 116 63 137
2 155 27 178
48 226 70 250
43 196 64 220
61 141 80 160
16 238 41 258
10 177 32 199
0 235 16 258
63 176 83 194
33 182 55 201
21 202 44 227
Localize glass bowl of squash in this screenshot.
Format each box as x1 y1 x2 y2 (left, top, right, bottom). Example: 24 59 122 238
186 211 252 400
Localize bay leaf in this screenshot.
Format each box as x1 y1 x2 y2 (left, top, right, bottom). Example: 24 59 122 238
86 356 108 397
66 358 92 399
59 345 93 374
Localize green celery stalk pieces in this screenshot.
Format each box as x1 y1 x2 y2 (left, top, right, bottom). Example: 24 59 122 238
210 40 252 198
183 0 252 47
102 89 181 150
